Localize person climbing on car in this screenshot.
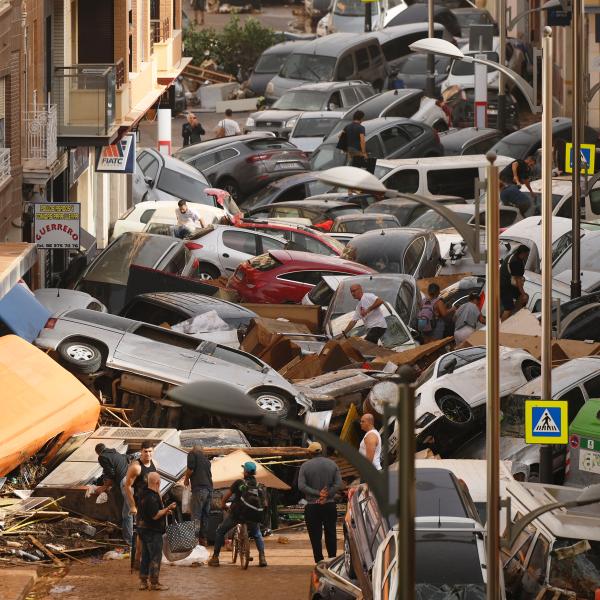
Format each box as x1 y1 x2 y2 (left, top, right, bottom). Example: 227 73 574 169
338 110 367 169
500 244 530 322
174 200 203 238
208 461 267 568
499 156 536 217
342 283 387 344
418 283 455 343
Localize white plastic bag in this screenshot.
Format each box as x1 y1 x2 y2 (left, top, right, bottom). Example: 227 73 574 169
171 310 231 335
162 544 209 566
181 487 192 515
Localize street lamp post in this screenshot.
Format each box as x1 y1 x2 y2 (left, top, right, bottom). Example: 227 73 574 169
497 0 507 133
425 0 436 98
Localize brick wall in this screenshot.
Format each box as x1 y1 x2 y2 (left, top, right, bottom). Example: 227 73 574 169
114 0 129 83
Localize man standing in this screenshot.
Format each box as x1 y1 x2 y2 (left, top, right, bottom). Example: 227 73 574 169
500 244 530 321
499 156 536 217
340 110 367 168
215 109 241 138
359 414 382 470
182 113 205 147
125 441 158 518
174 199 202 238
137 472 176 591
298 442 342 564
342 283 387 344
183 445 213 546
208 462 267 567
453 292 485 344
94 443 132 546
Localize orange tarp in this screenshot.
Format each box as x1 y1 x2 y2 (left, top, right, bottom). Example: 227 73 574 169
0 335 100 476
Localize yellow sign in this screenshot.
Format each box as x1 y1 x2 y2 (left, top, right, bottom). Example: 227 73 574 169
525 400 568 445
565 142 596 175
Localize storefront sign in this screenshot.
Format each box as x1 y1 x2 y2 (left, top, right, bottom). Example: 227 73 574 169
95 133 136 173
34 203 81 249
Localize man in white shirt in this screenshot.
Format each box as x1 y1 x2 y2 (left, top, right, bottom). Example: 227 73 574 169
174 200 202 238
342 284 387 343
215 109 241 138
359 413 382 470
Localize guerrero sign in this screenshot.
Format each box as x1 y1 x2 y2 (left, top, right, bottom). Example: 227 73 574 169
34 203 81 249
95 133 136 173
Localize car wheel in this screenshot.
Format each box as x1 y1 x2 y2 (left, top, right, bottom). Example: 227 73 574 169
436 393 473 425
343 534 356 579
522 360 541 381
250 390 291 418
57 340 103 374
194 262 220 280
218 178 241 202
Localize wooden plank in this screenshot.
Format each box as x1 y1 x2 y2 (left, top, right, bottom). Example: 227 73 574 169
27 535 64 567
295 369 366 388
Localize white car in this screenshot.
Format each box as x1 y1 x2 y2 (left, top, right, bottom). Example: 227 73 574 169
317 0 407 36
111 200 226 241
413 346 540 435
33 289 107 314
288 111 345 153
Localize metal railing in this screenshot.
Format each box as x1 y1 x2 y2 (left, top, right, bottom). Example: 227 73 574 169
151 17 171 46
23 104 58 165
115 58 125 88
0 147 10 182
53 64 117 137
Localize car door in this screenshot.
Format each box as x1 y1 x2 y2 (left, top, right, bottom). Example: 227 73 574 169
218 229 259 274
379 125 412 159
133 151 161 203
340 87 359 108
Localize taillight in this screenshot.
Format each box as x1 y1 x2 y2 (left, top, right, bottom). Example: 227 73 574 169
185 242 204 250
45 318 57 329
246 153 270 163
310 570 320 589
313 219 333 231
478 291 485 311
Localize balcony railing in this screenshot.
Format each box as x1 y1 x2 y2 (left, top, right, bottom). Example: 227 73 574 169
151 17 171 46
54 64 118 138
23 105 58 166
0 147 10 183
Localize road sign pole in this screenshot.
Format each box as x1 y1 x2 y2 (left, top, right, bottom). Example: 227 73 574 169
540 27 554 485
474 54 488 128
425 0 435 97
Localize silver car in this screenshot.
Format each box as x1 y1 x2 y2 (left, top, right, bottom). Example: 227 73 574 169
35 308 310 417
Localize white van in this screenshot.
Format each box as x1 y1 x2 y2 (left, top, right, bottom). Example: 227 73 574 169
374 154 513 199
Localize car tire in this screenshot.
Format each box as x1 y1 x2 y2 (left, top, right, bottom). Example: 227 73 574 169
57 340 103 374
522 360 541 381
343 534 356 579
250 390 291 418
218 178 241 202
194 262 221 280
436 392 473 425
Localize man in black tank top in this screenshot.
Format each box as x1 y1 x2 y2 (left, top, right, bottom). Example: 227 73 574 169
125 442 158 517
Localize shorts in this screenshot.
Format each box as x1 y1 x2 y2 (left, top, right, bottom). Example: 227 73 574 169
500 286 520 311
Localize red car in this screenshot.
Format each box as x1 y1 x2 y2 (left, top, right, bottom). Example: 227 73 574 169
228 249 375 304
233 218 345 256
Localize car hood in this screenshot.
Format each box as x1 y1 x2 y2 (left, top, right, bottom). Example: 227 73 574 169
251 109 303 121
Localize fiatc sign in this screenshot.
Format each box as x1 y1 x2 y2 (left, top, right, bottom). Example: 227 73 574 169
525 400 568 445
95 133 136 173
34 203 81 250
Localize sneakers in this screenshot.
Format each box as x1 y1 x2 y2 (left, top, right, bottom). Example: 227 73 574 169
138 579 149 591
207 555 220 567
149 583 169 591
258 551 267 567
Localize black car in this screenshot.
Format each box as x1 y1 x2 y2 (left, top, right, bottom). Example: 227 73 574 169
364 195 466 226
341 228 441 278
439 275 486 308
552 291 600 342
460 90 520 133
173 134 310 201
310 117 443 171
240 172 333 211
393 54 452 96
439 127 504 157
120 292 258 335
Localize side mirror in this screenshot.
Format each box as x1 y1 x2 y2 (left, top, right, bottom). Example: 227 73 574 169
144 177 154 187
443 357 458 375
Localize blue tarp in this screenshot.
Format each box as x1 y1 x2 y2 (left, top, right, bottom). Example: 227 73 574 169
0 285 51 342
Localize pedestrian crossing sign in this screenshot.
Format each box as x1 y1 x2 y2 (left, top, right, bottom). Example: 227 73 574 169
565 143 596 175
525 400 568 444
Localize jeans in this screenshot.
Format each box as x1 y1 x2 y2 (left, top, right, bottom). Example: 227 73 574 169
365 327 386 344
174 225 192 239
305 502 337 563
120 478 133 546
138 528 163 583
213 512 265 557
191 487 212 539
500 184 532 216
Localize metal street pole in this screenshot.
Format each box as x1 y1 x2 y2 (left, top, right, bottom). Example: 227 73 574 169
571 0 583 299
425 0 435 97
396 371 415 600
540 26 554 484
364 0 372 32
485 150 500 600
497 0 507 132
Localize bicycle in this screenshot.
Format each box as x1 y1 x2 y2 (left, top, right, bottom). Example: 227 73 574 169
231 522 252 569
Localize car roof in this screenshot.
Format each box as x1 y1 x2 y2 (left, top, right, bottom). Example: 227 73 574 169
334 213 396 222
372 22 444 43
266 172 320 188
439 127 499 146
362 117 421 134
174 133 275 159
293 33 380 57
141 148 207 179
377 154 513 169
528 176 588 196
344 89 423 120
289 80 370 93
131 292 257 317
348 227 427 251
262 39 311 55
272 199 357 208
500 216 574 244
268 249 374 271
244 219 329 236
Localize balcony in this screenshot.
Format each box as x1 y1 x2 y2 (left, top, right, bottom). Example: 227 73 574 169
22 105 58 174
53 63 124 146
0 147 10 186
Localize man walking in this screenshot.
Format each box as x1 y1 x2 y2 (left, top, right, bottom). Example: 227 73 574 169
359 414 382 470
137 472 176 591
298 442 342 564
500 244 530 321
208 461 267 567
339 110 367 168
184 445 213 546
499 156 536 217
93 443 132 546
174 199 202 238
342 283 387 344
215 108 241 138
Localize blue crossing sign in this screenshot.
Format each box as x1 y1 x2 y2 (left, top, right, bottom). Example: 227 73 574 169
565 142 596 175
525 400 568 445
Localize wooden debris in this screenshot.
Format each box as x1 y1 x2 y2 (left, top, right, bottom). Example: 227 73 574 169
27 535 64 567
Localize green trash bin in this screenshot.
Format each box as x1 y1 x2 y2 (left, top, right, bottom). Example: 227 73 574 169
565 398 600 487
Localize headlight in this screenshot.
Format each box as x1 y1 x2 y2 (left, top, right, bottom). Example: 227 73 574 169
285 116 299 128
265 82 274 96
246 117 255 127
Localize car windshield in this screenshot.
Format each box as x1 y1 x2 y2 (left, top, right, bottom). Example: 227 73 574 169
374 165 392 179
416 362 436 387
273 91 327 111
367 202 417 225
451 52 499 76
410 209 472 230
293 117 339 138
280 54 336 82
334 0 369 16
310 143 346 170
157 169 212 205
254 53 287 74
307 279 337 306
492 132 537 159
336 217 398 234
455 11 492 26
549 538 600 596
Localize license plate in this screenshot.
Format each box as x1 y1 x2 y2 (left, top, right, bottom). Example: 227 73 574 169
275 161 302 170
579 448 600 474
488 109 498 115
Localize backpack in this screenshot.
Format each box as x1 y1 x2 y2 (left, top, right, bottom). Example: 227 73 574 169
336 128 348 152
417 298 436 333
237 478 266 523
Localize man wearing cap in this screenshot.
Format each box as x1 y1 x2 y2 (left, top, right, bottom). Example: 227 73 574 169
298 442 342 563
208 461 267 567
